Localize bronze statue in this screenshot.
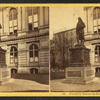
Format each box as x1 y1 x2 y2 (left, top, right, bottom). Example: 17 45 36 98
0 24 2 29
76 17 85 46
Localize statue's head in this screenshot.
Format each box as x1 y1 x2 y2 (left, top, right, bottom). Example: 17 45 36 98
78 17 82 22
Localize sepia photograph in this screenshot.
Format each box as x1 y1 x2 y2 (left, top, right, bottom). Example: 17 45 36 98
50 6 100 92
1 4 100 95
0 6 49 92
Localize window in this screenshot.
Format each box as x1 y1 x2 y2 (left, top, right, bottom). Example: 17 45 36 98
27 7 38 31
95 45 100 63
29 44 38 63
10 46 18 63
9 8 18 35
93 7 100 34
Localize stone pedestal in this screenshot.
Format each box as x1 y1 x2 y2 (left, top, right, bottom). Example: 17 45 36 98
0 68 11 85
0 47 11 85
65 45 95 84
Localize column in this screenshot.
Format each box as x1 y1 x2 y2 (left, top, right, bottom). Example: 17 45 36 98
6 46 11 66
18 7 22 33
44 7 49 25
84 7 88 33
6 8 9 35
0 10 3 36
88 8 93 34
39 7 44 27
22 7 28 32
25 7 28 31
18 42 27 67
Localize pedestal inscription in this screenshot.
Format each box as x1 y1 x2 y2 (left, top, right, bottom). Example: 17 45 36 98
67 71 81 77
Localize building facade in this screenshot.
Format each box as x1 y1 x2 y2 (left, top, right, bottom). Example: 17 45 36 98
84 6 100 72
0 7 49 74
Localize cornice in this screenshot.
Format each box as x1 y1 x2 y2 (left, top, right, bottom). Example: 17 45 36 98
0 32 49 42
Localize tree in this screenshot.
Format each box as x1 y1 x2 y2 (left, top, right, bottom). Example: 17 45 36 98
50 39 56 69
54 32 70 69
50 29 77 70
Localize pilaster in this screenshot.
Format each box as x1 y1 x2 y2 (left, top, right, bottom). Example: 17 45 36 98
18 7 22 33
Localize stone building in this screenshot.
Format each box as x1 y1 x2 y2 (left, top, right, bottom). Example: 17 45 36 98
0 7 49 74
84 6 100 72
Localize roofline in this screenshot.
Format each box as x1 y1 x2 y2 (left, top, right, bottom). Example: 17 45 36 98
54 28 76 35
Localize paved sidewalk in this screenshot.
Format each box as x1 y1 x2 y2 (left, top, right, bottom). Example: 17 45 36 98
51 78 100 92
0 79 49 92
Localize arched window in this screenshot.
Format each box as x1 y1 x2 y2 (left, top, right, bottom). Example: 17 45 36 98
9 8 18 35
29 44 38 62
27 7 38 31
10 46 18 63
93 7 100 34
95 45 100 63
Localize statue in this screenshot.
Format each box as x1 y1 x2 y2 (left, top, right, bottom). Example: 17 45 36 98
76 17 85 46
0 24 2 29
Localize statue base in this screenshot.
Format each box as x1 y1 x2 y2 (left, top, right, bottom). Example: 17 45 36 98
65 67 95 84
0 68 12 85
0 47 12 85
65 45 95 84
